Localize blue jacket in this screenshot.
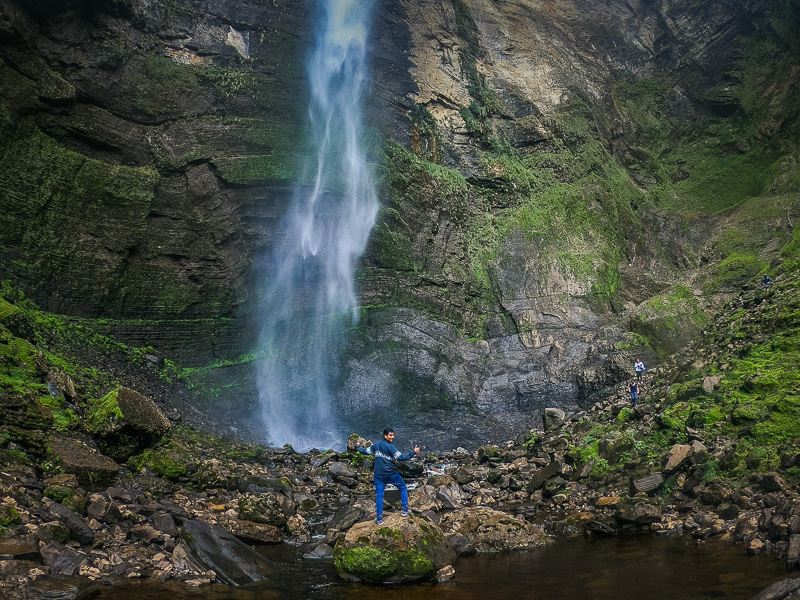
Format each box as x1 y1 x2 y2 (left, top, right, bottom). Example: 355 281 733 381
357 439 415 479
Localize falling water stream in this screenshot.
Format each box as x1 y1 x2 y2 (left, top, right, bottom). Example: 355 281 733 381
256 0 379 450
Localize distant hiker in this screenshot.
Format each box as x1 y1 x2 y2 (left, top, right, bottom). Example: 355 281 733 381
357 428 420 525
628 381 640 407
634 359 646 381
761 274 772 289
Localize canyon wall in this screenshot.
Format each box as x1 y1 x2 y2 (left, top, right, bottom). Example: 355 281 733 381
0 0 797 443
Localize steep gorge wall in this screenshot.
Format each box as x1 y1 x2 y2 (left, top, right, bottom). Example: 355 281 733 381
0 0 797 443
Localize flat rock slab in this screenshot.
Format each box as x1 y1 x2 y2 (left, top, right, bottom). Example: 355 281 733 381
180 519 276 586
0 539 40 561
47 436 119 487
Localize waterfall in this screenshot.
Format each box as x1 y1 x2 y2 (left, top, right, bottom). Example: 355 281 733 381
255 0 379 450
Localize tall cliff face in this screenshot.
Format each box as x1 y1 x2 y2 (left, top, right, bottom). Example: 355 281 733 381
0 0 797 444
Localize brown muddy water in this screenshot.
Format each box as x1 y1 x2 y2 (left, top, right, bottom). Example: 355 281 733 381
91 534 794 600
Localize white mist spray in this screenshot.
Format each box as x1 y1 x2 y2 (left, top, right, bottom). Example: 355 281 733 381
256 0 379 450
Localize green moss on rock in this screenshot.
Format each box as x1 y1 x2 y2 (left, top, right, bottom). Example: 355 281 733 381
86 390 123 433
128 448 187 480
334 545 433 584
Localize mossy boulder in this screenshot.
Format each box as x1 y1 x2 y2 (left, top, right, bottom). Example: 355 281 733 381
334 513 455 584
87 387 170 461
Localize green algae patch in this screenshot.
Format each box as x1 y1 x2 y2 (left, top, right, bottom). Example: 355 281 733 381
86 390 123 433
334 546 433 584
43 485 85 513
0 505 21 528
128 448 187 480
0 299 19 322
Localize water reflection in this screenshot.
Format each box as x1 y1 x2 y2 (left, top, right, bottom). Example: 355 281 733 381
92 535 792 600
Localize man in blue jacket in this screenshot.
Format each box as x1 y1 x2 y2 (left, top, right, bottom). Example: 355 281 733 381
357 428 420 524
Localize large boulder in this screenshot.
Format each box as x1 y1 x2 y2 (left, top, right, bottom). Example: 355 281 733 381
87 387 170 461
334 513 455 584
47 436 119 488
179 520 276 586
438 507 548 553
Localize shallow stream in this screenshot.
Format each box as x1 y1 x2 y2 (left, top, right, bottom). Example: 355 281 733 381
90 534 794 599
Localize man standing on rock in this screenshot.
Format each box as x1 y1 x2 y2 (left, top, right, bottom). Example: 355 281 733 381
357 428 420 525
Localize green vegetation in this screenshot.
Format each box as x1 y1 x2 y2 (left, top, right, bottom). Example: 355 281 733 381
86 390 123 433
334 545 433 583
128 448 188 480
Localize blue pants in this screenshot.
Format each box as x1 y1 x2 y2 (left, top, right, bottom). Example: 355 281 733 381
630 390 638 406
375 472 408 518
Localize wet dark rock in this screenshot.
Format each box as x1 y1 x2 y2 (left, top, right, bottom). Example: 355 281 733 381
615 500 662 525
179 519 276 586
46 437 120 488
630 473 664 496
697 481 732 505
786 534 800 568
444 532 474 556
526 460 563 492
237 492 288 527
46 504 94 545
326 505 364 533
397 460 425 478
0 538 40 561
328 462 358 486
754 473 787 493
151 512 179 537
585 518 617 535
718 503 741 520
39 542 87 576
542 408 566 432
303 543 334 559
105 488 135 504
21 574 98 600
228 519 282 544
750 577 800 600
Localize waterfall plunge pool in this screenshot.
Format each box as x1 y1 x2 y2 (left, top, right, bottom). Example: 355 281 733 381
88 534 793 599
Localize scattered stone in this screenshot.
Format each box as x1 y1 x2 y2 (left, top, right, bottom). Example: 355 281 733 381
663 444 694 473
615 500 662 525
630 473 664 496
40 542 87 575
526 460 563 492
543 408 566 432
439 507 548 553
303 543 334 560
595 496 622 507
435 564 455 583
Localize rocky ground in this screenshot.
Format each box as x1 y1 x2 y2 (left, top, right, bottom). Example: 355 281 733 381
2 255 800 598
